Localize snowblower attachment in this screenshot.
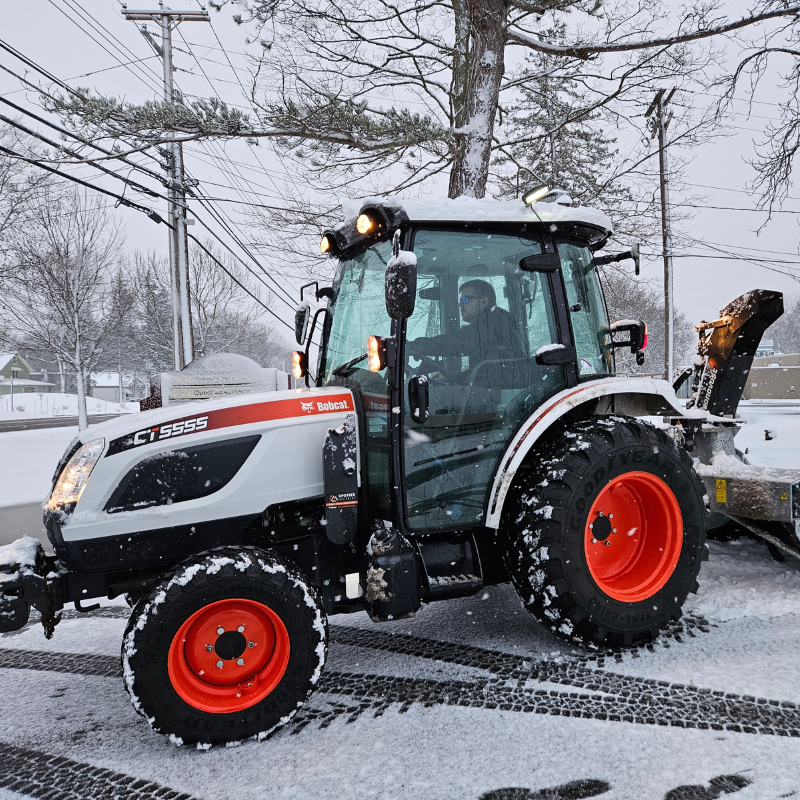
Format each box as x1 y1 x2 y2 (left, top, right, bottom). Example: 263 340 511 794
687 289 783 417
680 290 800 559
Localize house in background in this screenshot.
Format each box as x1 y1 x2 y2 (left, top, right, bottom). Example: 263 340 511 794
90 372 134 403
755 339 775 358
0 352 54 395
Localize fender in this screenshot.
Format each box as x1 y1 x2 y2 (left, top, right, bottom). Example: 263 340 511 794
484 377 685 529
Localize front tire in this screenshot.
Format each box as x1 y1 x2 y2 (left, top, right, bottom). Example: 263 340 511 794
122 547 327 745
502 417 707 648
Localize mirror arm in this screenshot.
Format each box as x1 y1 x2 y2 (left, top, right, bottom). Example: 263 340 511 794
304 307 329 387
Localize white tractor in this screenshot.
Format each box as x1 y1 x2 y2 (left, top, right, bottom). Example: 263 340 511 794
1 193 793 746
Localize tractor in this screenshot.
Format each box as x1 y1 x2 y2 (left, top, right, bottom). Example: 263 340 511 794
0 190 793 745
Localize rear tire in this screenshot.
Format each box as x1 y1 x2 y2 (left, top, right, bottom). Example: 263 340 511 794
502 417 707 648
122 547 327 745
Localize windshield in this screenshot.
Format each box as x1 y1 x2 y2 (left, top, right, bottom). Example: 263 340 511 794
320 240 392 384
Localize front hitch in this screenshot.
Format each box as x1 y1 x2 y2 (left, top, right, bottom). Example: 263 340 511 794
0 537 65 638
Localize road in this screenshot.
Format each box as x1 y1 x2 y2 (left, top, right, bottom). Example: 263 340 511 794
0 414 120 433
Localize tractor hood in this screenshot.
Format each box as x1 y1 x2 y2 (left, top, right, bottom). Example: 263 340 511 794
45 387 358 568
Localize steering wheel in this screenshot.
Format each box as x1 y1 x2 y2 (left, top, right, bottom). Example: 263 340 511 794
407 352 456 383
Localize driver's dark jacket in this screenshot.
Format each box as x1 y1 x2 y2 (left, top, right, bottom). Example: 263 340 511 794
411 305 527 375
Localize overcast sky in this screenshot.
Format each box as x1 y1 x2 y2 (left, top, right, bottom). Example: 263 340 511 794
2 0 800 342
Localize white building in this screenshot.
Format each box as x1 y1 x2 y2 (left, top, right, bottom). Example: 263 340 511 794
90 372 133 403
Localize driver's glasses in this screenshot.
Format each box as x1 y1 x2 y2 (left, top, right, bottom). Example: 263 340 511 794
460 294 479 304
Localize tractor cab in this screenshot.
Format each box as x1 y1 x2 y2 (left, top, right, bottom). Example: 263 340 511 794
295 198 646 537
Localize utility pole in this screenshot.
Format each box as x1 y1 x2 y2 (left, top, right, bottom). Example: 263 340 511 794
646 87 676 383
123 3 208 370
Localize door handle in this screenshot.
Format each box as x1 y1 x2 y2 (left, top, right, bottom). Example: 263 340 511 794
408 375 430 423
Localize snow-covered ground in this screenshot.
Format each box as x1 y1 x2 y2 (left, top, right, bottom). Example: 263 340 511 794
0 391 137 419
0 403 800 799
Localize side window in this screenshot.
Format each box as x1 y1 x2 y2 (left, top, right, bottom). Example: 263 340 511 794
558 242 611 376
519 271 559 357
106 436 260 513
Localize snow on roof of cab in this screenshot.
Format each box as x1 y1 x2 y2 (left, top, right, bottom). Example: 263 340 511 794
342 196 613 233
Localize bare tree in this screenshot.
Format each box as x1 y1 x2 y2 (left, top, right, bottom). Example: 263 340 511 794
765 293 800 354
600 263 695 376
0 123 52 279
129 244 289 375
0 187 125 429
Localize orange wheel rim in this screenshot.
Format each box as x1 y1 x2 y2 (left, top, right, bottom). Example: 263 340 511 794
584 471 683 602
168 598 290 713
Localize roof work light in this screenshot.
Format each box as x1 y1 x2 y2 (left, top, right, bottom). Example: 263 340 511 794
522 184 550 205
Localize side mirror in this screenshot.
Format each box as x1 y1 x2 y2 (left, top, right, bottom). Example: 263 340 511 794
385 230 417 319
609 320 647 353
295 301 311 346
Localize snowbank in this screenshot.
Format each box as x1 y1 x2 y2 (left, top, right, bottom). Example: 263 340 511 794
0 392 136 419
0 427 78 508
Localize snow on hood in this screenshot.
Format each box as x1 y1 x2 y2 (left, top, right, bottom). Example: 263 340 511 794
341 196 613 234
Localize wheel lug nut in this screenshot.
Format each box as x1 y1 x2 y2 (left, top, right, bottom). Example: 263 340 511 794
216 660 224 669
237 658 245 666
609 514 613 519
238 625 245 633
247 641 255 648
604 541 611 547
612 528 617 533
592 538 597 544
217 627 224 635
205 645 213 652
589 523 593 530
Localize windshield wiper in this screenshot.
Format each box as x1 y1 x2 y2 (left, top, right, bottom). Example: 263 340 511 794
332 352 368 376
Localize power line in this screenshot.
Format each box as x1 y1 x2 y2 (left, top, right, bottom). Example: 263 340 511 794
0 111 166 203
0 142 162 221
2 36 304 316
44 0 163 95
0 138 294 332
169 31 298 309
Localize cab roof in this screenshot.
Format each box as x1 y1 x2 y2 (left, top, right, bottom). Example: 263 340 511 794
341 196 613 235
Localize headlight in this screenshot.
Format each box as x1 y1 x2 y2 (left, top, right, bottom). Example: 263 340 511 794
46 438 104 509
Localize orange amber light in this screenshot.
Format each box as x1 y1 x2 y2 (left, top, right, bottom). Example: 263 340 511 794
292 350 307 379
367 335 386 372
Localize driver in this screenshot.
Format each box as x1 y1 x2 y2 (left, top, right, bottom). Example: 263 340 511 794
409 279 526 381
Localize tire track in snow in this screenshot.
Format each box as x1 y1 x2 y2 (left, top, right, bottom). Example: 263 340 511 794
2 614 800 738
0 742 200 800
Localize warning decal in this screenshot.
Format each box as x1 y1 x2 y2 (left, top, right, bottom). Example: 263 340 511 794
781 492 789 501
716 479 727 504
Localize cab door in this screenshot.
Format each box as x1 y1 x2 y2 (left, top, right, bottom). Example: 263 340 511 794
401 229 570 532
